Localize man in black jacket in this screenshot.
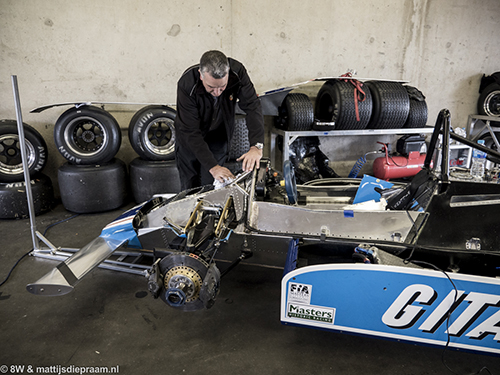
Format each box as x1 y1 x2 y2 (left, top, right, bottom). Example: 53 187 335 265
174 50 265 190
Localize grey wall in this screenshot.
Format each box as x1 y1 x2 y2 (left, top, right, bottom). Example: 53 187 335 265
1 0 499 190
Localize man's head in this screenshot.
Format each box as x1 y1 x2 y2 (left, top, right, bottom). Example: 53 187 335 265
199 50 230 97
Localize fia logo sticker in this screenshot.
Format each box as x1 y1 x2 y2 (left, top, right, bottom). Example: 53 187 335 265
288 282 312 305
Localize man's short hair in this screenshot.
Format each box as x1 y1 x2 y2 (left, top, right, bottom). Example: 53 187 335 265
200 50 230 79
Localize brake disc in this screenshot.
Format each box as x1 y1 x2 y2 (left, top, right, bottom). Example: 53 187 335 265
158 252 211 311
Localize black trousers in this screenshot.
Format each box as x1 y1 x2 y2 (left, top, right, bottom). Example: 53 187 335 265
175 135 228 190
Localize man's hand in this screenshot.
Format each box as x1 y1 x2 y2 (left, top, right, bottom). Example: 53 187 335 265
209 165 235 183
237 146 263 172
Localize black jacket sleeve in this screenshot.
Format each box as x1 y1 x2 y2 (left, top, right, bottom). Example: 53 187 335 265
175 73 220 170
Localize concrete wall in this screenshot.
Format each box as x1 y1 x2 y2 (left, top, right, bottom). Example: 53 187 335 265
1 0 499 192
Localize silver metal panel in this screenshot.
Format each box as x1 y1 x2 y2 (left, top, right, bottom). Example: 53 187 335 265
162 185 248 231
26 267 72 296
249 202 420 242
27 236 127 296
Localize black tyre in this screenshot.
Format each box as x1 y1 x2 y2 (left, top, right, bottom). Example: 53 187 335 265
403 86 428 128
58 159 128 213
228 116 250 160
0 120 48 183
478 83 500 117
129 157 181 203
0 173 54 219
54 106 122 165
365 81 410 129
403 100 428 128
314 80 373 130
128 106 176 161
275 93 314 131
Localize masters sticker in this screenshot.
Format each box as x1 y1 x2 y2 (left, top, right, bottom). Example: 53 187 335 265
288 282 312 304
287 303 335 324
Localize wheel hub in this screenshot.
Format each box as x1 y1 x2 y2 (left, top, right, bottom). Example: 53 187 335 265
0 137 20 163
156 252 218 311
164 265 203 306
66 117 106 155
0 134 36 174
144 118 175 156
81 130 96 143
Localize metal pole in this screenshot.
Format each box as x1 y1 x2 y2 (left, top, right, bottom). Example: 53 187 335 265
11 75 39 251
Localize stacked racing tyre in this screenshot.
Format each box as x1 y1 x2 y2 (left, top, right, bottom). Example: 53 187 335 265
54 106 128 213
0 174 55 219
364 81 410 129
128 106 181 203
403 86 428 128
275 93 314 131
54 106 122 164
314 80 373 130
129 158 181 203
58 159 128 213
128 105 176 161
0 120 54 219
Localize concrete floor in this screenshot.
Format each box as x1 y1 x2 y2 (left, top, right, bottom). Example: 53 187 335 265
1 203 500 375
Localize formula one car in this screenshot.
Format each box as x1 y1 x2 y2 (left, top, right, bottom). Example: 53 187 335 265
27 109 500 354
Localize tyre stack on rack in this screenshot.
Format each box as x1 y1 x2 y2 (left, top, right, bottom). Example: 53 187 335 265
275 81 428 132
312 80 427 130
0 119 54 219
274 79 428 182
54 106 128 213
128 106 181 203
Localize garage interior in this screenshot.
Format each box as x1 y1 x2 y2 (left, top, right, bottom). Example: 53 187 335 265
1 0 500 374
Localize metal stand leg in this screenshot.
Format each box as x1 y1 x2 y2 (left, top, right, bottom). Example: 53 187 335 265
11 75 39 251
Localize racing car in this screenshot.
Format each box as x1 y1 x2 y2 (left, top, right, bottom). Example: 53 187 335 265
27 109 500 354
